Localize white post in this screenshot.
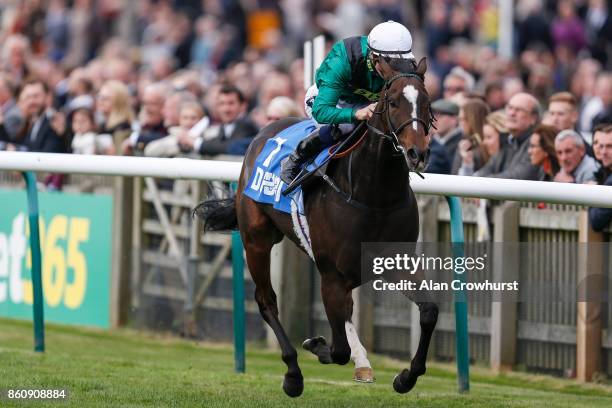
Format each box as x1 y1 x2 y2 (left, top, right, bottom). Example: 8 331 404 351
303 40 313 91
498 0 514 59
313 35 325 75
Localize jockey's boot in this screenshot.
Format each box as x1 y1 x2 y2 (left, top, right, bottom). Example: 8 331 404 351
280 128 324 185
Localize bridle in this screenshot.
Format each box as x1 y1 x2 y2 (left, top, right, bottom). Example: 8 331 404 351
366 72 435 169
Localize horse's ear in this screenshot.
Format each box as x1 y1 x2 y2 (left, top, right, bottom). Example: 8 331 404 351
416 57 427 76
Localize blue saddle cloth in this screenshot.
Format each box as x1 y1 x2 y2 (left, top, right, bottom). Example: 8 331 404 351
243 120 330 214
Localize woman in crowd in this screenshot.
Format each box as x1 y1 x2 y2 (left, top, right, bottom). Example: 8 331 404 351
96 80 134 154
527 124 560 181
453 98 491 175
481 110 506 158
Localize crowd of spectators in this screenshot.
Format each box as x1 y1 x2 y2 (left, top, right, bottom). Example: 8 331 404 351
0 0 610 227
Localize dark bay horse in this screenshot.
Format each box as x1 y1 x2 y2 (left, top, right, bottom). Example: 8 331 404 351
197 58 438 397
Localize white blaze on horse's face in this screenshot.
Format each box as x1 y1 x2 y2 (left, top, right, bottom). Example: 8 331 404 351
402 85 419 131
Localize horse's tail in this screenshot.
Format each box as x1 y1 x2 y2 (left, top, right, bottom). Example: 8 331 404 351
193 198 238 231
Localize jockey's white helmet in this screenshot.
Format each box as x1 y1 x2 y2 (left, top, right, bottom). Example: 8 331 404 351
367 21 414 60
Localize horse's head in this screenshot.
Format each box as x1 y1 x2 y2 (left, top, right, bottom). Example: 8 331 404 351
370 58 432 173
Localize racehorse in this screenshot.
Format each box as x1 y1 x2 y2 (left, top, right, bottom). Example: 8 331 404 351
196 58 437 397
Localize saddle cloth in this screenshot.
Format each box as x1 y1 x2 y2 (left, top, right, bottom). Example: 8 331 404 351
243 119 330 214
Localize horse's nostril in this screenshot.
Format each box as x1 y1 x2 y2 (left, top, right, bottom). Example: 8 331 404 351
407 148 419 162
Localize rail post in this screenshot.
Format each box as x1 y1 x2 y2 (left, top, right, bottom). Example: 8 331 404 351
230 182 246 373
22 171 44 352
446 196 469 392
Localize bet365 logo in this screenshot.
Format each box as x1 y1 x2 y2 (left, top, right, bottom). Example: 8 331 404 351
0 213 90 309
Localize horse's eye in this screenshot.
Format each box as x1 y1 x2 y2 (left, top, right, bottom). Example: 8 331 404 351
389 100 398 108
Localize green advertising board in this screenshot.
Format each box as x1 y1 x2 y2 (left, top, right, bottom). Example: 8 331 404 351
0 188 113 328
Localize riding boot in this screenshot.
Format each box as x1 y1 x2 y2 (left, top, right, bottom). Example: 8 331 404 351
280 128 325 185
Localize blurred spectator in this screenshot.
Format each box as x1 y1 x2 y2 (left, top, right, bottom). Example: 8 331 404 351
425 137 451 174
457 109 506 176
71 107 112 155
8 79 65 153
2 34 31 83
551 0 587 55
592 123 612 183
0 73 22 141
63 0 95 68
45 0 70 63
476 93 541 180
454 99 491 175
431 99 461 164
482 111 507 159
527 124 560 181
553 129 599 183
503 77 526 104
443 66 475 99
96 80 135 153
592 122 606 162
262 96 301 127
588 124 612 231
161 91 197 130
547 92 579 131
124 82 167 154
575 59 603 132
585 0 612 66
145 101 206 157
516 0 553 54
484 81 505 112
179 85 258 156
590 72 612 129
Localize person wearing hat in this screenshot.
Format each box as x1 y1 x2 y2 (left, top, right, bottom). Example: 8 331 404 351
281 20 417 184
430 98 462 164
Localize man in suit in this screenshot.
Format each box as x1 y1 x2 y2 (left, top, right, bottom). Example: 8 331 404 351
589 125 612 231
123 83 168 154
5 79 65 153
475 93 540 180
430 98 462 165
178 85 258 156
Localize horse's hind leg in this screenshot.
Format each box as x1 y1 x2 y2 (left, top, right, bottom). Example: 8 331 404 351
318 275 353 366
303 289 374 382
240 214 303 397
393 300 438 393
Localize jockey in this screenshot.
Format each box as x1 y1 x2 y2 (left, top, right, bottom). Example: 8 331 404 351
280 20 416 185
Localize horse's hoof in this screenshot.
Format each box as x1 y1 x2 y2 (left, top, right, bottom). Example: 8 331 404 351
393 369 418 394
302 336 332 364
354 367 375 383
282 372 304 398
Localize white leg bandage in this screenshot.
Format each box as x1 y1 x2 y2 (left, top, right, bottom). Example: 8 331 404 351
345 321 371 368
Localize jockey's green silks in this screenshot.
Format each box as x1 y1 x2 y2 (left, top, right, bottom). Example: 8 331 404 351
312 36 386 125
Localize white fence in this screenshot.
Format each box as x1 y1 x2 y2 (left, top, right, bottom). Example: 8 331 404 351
2 152 612 208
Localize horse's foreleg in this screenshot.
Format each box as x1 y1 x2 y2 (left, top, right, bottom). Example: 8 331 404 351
393 301 438 393
345 319 375 382
245 242 303 397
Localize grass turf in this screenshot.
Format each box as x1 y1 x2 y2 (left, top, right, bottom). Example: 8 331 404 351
0 318 611 407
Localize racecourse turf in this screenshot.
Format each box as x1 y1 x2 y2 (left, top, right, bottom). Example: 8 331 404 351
1 318 611 407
